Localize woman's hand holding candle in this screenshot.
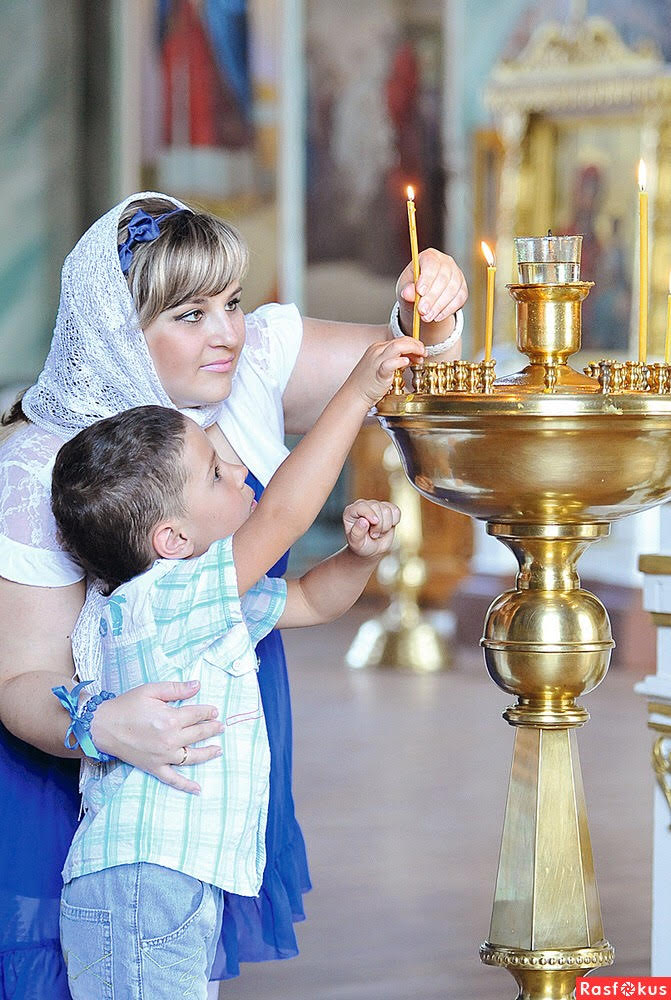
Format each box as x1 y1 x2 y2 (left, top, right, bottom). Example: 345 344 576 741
395 248 468 355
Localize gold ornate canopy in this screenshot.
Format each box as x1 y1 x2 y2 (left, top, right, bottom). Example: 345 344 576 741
479 14 671 356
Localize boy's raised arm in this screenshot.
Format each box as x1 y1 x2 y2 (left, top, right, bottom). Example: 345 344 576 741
232 337 423 595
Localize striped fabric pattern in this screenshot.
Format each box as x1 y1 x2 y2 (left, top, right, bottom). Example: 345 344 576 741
62 537 287 897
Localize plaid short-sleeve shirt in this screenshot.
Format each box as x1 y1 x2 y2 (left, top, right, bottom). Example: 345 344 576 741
62 537 287 896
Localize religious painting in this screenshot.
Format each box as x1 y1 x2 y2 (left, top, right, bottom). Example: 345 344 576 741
305 0 445 277
140 0 280 308
547 118 640 352
481 12 671 358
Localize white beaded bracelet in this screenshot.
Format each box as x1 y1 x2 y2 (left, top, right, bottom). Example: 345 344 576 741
389 301 463 356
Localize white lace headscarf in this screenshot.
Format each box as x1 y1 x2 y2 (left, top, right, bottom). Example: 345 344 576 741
22 191 223 436
22 194 230 780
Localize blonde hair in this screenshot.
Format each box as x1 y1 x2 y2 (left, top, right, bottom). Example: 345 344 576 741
118 197 249 329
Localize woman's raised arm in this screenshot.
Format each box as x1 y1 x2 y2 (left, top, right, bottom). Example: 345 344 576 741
0 576 224 794
283 248 467 435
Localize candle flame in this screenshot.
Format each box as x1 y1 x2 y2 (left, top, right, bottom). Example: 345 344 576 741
406 185 415 201
638 158 647 191
481 241 495 267
668 269 671 295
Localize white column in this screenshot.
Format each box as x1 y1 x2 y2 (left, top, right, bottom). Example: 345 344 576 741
110 0 146 200
650 781 671 975
635 507 671 975
277 0 305 309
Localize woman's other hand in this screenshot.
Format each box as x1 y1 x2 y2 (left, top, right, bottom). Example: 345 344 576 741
90 680 224 795
396 247 468 332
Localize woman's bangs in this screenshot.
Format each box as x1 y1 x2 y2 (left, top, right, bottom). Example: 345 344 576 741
163 223 248 310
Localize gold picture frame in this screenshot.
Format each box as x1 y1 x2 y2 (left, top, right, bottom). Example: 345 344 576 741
481 15 671 357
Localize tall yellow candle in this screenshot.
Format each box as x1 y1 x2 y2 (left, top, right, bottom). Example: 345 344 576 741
481 241 496 362
406 186 421 339
665 270 671 364
639 159 649 363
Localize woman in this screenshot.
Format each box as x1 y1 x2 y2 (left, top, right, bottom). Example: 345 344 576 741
0 192 466 998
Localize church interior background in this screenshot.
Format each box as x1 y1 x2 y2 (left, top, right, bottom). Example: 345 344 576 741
3 1 671 997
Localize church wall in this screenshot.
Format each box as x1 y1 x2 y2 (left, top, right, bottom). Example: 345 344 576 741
0 0 84 389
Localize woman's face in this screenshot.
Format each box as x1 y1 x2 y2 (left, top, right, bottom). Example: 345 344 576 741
143 281 245 408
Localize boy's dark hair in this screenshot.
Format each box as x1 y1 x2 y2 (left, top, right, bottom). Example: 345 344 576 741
52 405 189 593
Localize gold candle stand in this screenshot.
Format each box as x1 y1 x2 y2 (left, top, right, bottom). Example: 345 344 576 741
376 275 671 999
345 442 451 673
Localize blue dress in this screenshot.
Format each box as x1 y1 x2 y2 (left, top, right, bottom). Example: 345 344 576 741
0 468 310 996
197 470 312 980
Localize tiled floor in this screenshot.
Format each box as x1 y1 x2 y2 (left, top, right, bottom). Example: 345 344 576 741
221 602 654 999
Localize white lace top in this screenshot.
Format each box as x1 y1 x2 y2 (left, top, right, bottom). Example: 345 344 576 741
0 303 303 588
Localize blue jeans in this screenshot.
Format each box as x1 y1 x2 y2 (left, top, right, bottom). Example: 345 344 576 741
60 863 225 1000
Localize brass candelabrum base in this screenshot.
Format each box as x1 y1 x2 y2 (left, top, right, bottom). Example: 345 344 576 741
377 278 671 999
479 522 614 996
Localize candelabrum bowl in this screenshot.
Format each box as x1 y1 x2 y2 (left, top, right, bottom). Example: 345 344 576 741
377 391 671 524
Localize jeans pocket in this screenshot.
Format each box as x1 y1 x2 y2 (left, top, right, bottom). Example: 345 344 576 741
60 900 113 1000
138 868 219 997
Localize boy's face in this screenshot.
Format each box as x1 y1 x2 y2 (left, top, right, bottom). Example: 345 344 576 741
179 420 256 556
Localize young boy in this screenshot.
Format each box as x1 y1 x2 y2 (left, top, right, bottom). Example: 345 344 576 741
51 336 422 999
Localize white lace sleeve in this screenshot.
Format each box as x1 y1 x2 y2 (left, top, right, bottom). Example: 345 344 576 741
244 303 303 393
0 425 84 586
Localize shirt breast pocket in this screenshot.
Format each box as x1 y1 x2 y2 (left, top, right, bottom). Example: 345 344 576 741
202 625 263 726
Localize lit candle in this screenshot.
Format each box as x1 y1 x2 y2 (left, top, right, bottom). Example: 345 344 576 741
481 241 496 362
639 159 649 363
666 270 671 364
406 186 421 339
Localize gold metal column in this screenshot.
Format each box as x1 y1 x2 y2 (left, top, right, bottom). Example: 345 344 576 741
375 246 671 997
479 522 614 996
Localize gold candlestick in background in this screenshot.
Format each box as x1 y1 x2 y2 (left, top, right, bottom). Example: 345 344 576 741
481 241 496 361
406 186 421 339
666 270 671 364
345 442 451 673
639 158 649 363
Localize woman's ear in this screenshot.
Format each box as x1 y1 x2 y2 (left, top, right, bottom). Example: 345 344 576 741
152 522 195 561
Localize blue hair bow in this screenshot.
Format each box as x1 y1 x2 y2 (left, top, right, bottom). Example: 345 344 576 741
118 207 183 275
